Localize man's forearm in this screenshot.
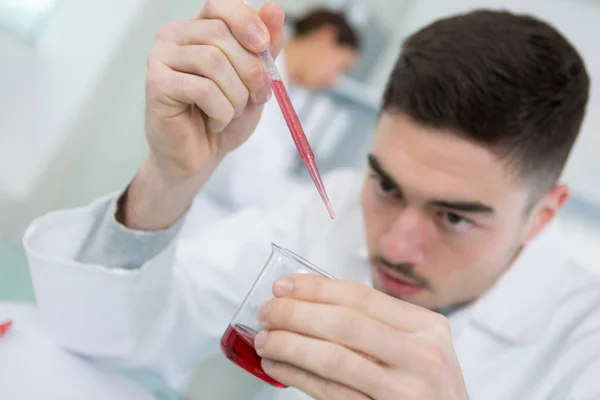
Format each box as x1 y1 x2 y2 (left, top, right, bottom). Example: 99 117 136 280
123 155 212 231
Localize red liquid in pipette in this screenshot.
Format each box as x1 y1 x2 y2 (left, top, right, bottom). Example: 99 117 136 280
270 80 335 219
220 324 286 388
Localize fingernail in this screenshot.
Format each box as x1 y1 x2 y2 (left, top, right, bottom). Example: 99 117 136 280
273 278 293 297
254 331 268 350
254 86 272 104
262 358 275 371
234 109 244 119
248 24 269 47
257 300 272 322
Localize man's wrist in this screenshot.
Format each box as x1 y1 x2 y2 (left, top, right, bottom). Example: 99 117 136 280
121 154 212 231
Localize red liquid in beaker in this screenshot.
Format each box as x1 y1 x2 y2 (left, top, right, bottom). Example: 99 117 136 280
220 324 286 388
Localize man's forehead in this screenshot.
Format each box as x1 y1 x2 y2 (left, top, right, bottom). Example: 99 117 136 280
371 114 525 205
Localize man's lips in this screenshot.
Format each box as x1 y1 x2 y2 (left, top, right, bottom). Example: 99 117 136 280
378 265 422 286
376 266 426 296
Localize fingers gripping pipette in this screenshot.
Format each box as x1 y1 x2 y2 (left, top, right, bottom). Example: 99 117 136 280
245 1 336 219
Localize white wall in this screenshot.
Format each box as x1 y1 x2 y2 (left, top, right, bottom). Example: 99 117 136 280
45 0 205 211
0 32 37 110
0 0 149 240
0 0 210 242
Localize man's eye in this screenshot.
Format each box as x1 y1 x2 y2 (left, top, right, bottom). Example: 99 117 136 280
375 177 398 196
443 212 474 233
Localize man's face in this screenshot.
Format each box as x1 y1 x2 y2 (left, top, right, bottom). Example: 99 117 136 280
361 113 540 311
300 31 357 90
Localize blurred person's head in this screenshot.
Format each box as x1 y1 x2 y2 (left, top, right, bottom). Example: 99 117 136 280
285 9 361 89
361 10 590 311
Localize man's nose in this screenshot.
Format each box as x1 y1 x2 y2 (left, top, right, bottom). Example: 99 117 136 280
379 208 426 264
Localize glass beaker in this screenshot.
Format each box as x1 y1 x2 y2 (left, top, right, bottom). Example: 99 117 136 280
220 243 335 388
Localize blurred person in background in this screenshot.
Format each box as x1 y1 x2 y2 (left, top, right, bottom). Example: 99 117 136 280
21 1 600 400
189 7 361 229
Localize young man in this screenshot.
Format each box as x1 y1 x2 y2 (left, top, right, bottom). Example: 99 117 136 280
23 1 599 399
191 8 360 228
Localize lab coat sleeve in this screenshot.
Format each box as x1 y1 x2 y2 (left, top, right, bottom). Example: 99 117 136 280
75 193 184 270
21 171 344 393
22 193 194 389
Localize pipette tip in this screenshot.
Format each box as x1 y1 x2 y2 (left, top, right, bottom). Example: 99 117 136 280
305 160 336 219
325 200 336 220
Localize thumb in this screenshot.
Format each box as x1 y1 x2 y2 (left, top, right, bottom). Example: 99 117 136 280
259 2 285 58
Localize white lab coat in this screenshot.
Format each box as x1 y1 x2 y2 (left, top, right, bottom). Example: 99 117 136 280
23 170 600 400
186 52 300 230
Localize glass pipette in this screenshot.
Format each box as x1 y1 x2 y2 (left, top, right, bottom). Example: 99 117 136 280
259 48 336 219
242 0 334 218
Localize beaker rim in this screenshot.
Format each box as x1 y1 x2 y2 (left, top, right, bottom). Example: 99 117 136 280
271 243 336 280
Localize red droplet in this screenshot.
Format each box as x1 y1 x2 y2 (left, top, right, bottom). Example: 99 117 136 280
0 320 13 337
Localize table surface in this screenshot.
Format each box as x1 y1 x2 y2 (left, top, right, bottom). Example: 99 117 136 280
0 302 158 400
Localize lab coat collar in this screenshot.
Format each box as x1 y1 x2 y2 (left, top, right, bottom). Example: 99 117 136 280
468 219 568 344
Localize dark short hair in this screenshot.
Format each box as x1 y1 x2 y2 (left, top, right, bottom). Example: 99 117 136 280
382 10 590 189
294 8 361 50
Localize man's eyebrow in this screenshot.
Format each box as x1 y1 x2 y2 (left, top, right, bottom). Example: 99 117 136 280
368 154 494 214
368 154 400 190
430 200 495 214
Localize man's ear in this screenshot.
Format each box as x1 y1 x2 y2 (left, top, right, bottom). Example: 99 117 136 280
525 184 569 243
